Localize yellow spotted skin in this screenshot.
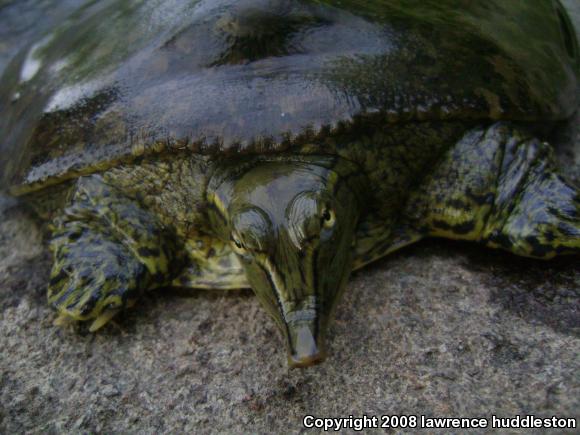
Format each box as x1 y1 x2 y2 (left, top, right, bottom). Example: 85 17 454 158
398 123 580 260
48 176 184 329
42 122 580 341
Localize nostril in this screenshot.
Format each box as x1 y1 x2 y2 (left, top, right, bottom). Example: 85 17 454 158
284 307 317 323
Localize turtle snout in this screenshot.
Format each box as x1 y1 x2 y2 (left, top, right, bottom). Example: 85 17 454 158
285 314 327 368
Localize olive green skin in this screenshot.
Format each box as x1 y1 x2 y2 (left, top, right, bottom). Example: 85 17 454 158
0 0 579 367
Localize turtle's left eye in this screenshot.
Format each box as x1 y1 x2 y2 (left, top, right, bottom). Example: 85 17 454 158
321 207 336 229
231 235 246 254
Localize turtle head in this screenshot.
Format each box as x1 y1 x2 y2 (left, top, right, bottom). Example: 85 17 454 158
209 157 366 367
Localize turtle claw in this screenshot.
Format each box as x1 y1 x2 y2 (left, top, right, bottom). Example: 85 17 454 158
52 308 121 332
45 175 179 333
47 237 148 332
53 312 77 327
89 309 121 332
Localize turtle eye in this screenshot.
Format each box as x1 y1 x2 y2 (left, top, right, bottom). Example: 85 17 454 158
321 207 336 229
231 235 246 253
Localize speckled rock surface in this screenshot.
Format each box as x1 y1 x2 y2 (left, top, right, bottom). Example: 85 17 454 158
1 2 579 434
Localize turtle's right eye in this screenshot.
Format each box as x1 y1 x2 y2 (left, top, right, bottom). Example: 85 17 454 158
321 207 336 229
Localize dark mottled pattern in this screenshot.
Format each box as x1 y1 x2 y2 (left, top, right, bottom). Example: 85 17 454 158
48 176 183 327
39 120 579 352
0 0 578 191
483 126 580 257
396 123 580 260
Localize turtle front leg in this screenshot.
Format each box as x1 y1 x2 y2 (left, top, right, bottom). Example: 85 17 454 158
405 122 579 258
48 175 183 330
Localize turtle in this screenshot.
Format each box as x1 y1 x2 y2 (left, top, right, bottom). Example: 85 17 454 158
0 0 579 368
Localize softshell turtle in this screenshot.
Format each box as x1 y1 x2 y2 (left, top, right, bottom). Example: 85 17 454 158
0 0 579 367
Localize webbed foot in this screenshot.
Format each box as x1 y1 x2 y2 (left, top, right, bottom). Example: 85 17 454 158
405 122 580 259
49 226 149 331
484 170 580 258
480 124 580 258
48 175 182 330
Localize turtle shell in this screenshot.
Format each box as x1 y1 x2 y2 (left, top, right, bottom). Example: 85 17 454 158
1 0 578 194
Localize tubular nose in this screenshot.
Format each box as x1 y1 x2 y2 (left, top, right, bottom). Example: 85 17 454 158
286 321 326 368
